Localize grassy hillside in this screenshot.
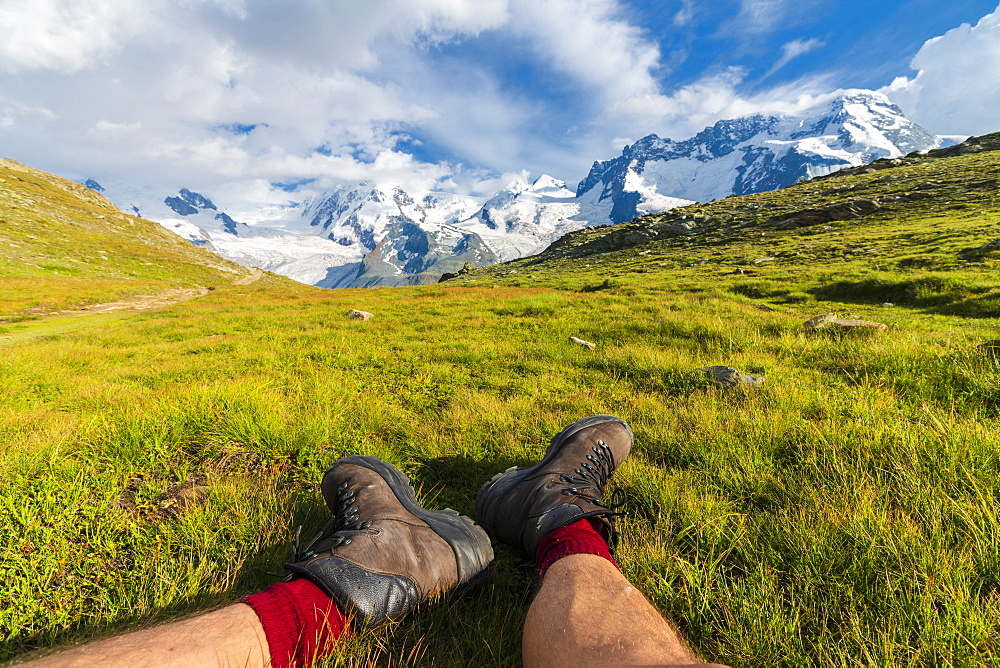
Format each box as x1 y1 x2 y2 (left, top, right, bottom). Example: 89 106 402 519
2 142 1000 666
0 159 256 317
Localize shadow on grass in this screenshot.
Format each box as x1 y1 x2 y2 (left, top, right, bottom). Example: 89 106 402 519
409 452 525 516
808 275 1000 317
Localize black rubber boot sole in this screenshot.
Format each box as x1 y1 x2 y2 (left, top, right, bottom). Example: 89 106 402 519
474 415 632 550
325 456 495 593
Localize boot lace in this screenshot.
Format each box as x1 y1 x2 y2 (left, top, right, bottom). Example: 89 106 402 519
556 439 626 513
273 480 379 579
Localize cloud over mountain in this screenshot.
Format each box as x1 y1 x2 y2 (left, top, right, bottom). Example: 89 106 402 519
0 0 996 225
881 3 1000 136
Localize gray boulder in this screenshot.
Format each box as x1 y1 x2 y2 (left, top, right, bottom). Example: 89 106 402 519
803 313 838 329
699 366 765 388
834 319 887 332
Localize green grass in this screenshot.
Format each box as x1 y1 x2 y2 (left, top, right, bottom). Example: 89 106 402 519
4 144 1000 665
3 281 1000 666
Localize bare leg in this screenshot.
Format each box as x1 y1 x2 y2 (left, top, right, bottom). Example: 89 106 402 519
21 604 269 668
523 554 726 668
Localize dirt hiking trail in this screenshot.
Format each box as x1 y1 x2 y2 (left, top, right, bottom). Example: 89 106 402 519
233 268 264 285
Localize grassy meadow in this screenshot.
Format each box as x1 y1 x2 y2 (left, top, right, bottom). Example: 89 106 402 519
2 143 1000 666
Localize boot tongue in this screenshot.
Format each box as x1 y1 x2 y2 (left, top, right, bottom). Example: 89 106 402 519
348 468 426 525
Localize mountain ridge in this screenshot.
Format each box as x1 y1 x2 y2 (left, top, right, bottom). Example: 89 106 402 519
574 90 943 224
89 89 951 289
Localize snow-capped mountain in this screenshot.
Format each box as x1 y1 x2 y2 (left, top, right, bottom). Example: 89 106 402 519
288 183 494 287
455 174 616 261
277 175 600 285
577 90 944 223
85 181 366 287
90 183 252 246
352 221 497 288
89 89 952 289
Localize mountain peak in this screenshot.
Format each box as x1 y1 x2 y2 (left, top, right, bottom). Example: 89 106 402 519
829 88 892 106
98 88 945 292
530 174 567 190
164 188 218 216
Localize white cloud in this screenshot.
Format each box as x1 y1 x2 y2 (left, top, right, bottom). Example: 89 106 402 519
881 3 1000 135
0 0 691 208
733 0 788 33
491 0 832 152
0 0 510 75
719 0 826 38
764 37 825 78
90 120 143 133
0 0 517 214
511 0 662 103
0 0 146 73
350 0 687 182
607 66 846 143
673 0 696 27
0 0 938 223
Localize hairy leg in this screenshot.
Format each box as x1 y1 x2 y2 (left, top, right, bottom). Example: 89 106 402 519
523 554 726 668
22 604 269 668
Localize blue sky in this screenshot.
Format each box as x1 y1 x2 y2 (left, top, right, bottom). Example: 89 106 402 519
402 0 999 169
0 0 998 219
633 1 993 88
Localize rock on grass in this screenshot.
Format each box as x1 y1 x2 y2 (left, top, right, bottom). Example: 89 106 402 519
699 366 765 388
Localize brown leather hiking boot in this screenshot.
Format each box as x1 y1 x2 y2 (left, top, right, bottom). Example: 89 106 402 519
285 456 494 624
475 415 633 558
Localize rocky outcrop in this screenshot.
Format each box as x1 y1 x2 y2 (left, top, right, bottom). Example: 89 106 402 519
762 199 882 230
438 262 476 283
924 131 1000 158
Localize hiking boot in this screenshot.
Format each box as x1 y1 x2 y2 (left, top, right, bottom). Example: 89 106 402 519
285 456 494 624
475 415 633 558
